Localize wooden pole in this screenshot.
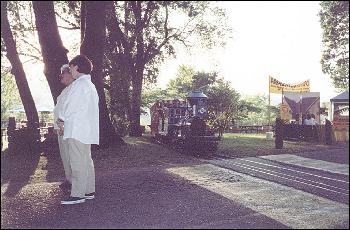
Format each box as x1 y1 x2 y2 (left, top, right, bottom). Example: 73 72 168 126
268 76 271 128
300 94 303 124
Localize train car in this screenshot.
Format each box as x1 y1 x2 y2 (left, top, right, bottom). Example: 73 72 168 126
150 91 221 152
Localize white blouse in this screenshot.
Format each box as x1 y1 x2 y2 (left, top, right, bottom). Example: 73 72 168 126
59 74 100 145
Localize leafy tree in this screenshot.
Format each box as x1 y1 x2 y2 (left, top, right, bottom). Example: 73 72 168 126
5 1 43 63
166 65 245 131
54 1 81 31
1 1 39 129
166 65 218 98
167 65 197 98
192 71 217 91
1 65 21 121
141 86 170 113
206 78 241 130
239 94 279 126
319 1 349 91
105 1 232 136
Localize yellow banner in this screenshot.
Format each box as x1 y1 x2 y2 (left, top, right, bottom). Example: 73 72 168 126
269 76 310 94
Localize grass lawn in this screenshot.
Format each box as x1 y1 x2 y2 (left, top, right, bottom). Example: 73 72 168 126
216 133 348 158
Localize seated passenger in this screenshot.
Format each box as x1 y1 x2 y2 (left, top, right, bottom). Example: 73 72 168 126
303 114 312 125
310 114 318 126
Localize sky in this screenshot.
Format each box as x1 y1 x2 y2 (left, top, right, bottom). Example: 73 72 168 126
19 1 341 110
157 1 340 104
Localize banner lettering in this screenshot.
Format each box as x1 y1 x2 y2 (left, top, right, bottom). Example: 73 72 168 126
269 76 310 94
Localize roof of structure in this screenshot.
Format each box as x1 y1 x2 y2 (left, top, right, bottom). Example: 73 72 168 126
330 91 349 102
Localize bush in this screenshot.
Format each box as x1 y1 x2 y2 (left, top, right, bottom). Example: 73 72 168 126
112 115 129 137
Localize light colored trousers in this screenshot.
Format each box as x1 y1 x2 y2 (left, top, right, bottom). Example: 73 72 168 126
59 137 95 198
58 136 71 183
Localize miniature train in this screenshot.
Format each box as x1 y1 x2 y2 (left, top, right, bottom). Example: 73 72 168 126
149 91 221 152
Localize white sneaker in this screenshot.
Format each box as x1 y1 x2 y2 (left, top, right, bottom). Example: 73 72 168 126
61 197 86 205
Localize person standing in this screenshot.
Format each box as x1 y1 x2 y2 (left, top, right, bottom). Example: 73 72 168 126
53 64 75 192
310 113 319 141
58 55 99 205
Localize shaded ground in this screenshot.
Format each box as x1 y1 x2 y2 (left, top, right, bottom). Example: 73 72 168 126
1 134 348 228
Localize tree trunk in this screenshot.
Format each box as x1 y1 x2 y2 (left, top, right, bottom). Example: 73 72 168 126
129 2 144 137
105 1 132 120
32 1 68 104
110 70 131 119
80 1 86 44
1 1 40 151
80 1 124 147
129 69 144 136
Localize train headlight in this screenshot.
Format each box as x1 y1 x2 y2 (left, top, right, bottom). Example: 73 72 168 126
199 108 206 114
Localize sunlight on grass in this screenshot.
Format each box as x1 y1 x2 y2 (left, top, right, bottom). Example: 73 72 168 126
217 133 339 157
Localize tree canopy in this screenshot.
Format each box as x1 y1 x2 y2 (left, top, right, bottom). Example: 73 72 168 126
104 1 232 136
1 65 21 121
319 1 349 91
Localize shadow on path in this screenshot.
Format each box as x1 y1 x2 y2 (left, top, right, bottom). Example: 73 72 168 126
1 147 40 197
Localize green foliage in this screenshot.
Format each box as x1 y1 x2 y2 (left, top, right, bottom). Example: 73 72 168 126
167 65 196 97
163 65 280 129
5 1 42 63
192 71 217 91
105 1 232 124
206 78 241 129
166 65 219 97
319 1 349 91
3 1 81 65
141 86 171 113
55 1 81 29
239 95 279 126
1 65 21 121
165 65 244 130
6 1 35 36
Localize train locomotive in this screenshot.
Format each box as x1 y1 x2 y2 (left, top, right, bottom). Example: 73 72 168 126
150 91 221 152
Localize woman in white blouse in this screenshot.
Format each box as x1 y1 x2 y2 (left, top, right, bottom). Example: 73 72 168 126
53 64 75 192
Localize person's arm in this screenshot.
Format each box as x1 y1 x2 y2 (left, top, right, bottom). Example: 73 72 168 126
56 117 64 130
54 93 64 133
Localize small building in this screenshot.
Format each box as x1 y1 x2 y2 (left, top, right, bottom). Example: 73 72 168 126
329 91 349 121
330 91 349 142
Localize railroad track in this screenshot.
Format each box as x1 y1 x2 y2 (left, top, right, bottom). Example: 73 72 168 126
206 154 349 204
150 135 349 204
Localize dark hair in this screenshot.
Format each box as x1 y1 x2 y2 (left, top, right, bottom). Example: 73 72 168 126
310 114 315 119
306 114 311 119
69 54 93 74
